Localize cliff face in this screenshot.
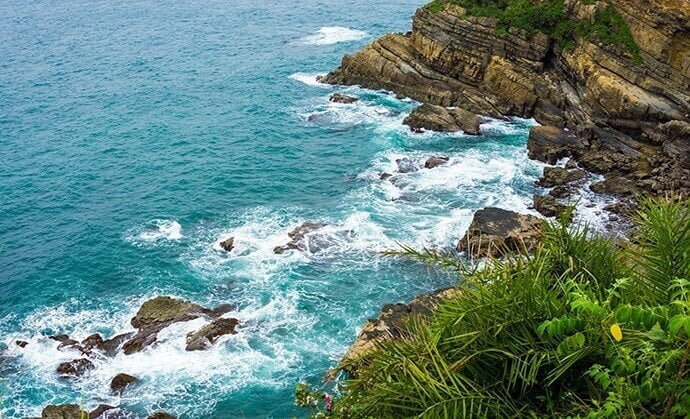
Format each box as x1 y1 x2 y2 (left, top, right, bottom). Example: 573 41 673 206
323 0 690 195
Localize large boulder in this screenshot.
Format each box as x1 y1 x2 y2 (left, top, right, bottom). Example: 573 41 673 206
122 296 227 355
403 104 481 134
185 318 239 351
111 373 138 395
457 207 543 258
42 404 88 419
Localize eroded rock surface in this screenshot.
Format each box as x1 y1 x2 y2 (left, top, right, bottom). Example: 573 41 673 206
457 207 543 258
273 222 327 254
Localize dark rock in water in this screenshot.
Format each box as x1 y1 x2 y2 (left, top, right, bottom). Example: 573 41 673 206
57 339 80 351
424 156 449 169
337 288 458 377
395 157 419 173
534 195 570 219
537 167 585 187
185 318 239 351
273 222 327 254
57 358 94 377
16 340 28 348
209 303 234 317
527 126 582 165
590 176 638 196
49 334 71 343
329 92 358 104
42 404 88 419
111 373 137 395
147 412 176 419
219 237 235 252
100 333 134 357
81 334 104 352
549 186 571 199
457 207 543 259
89 404 118 419
379 172 393 180
123 296 220 355
403 103 481 134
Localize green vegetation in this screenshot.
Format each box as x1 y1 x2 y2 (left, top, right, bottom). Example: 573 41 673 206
307 197 690 417
425 0 641 62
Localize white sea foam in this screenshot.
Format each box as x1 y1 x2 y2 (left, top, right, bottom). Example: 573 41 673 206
1 291 315 418
288 72 329 88
299 27 367 45
124 219 183 246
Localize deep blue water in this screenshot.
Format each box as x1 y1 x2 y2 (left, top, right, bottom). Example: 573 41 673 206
0 0 543 417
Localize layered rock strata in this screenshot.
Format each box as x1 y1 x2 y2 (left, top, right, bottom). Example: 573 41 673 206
322 0 690 195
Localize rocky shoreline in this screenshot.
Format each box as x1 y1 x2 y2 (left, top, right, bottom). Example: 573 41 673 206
321 0 689 218
320 0 689 377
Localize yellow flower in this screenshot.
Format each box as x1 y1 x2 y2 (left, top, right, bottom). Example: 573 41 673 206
610 323 623 342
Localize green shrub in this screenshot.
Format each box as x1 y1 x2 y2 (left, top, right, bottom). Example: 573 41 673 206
319 197 690 417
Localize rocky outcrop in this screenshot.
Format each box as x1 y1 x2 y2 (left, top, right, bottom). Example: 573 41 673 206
185 317 239 351
123 296 233 355
323 1 690 197
457 207 543 258
219 237 234 252
424 156 449 169
57 358 94 377
329 93 358 104
147 412 176 419
111 373 137 395
403 103 481 134
537 167 585 187
274 222 327 254
534 195 570 219
339 288 457 377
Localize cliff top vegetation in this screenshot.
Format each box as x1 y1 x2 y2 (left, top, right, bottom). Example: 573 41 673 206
426 0 642 62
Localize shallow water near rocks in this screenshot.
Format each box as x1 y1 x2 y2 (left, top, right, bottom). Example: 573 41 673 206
1 0 549 417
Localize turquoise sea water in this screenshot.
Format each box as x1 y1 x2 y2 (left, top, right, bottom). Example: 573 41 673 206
0 0 543 416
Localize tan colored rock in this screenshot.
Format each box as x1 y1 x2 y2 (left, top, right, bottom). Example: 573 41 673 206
457 207 543 258
403 103 481 134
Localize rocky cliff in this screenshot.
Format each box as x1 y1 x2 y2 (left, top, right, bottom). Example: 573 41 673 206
322 0 690 197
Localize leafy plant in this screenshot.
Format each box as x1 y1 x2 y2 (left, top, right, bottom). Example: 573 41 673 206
318 197 690 417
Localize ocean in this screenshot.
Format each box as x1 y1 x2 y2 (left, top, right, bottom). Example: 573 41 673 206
0 0 543 416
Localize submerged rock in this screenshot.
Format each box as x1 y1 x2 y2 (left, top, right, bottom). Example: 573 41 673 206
111 373 138 395
273 222 327 254
57 358 94 377
147 412 176 419
42 404 88 419
395 157 419 173
329 92 358 104
185 317 239 351
457 207 543 258
219 236 235 252
403 104 481 134
89 404 118 419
